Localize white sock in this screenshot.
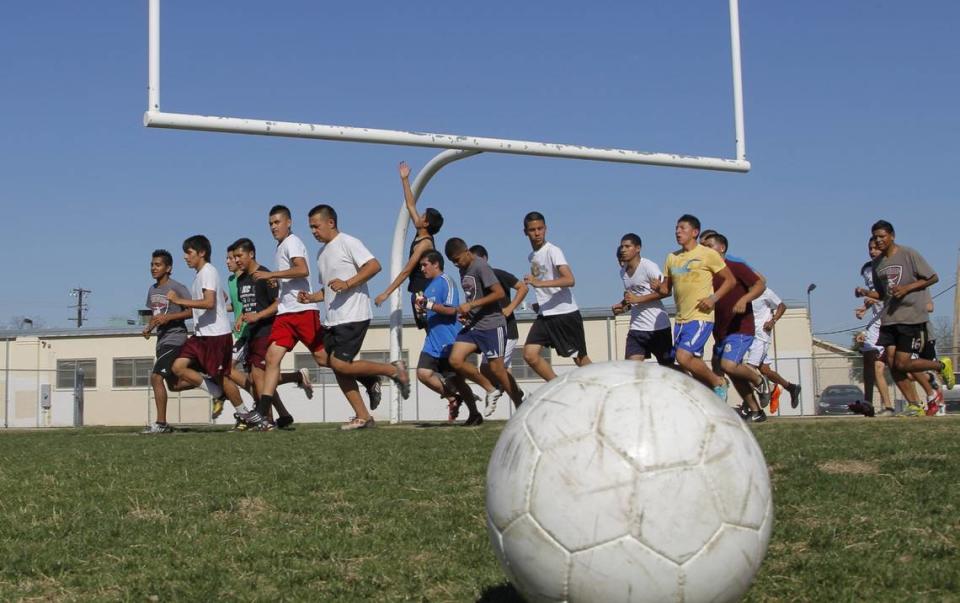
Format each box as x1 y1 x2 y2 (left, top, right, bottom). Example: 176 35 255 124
199 378 223 399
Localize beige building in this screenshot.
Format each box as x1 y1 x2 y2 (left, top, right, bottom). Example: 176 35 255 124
1 304 818 428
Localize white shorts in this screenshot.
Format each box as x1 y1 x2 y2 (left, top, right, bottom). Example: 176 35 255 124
746 337 771 367
481 338 517 369
861 321 884 355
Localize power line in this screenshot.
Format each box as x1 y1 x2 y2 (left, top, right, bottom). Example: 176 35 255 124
812 281 956 337
69 287 91 328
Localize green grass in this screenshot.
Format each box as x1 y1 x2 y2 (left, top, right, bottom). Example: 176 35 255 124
1 418 959 602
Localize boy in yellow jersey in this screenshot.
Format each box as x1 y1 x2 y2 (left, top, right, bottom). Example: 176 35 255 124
658 214 736 400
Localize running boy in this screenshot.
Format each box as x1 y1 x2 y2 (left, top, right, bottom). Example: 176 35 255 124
142 249 192 433
746 286 801 411
611 233 672 365
521 211 591 380
441 238 524 416
298 204 410 430
166 235 266 429
657 214 736 399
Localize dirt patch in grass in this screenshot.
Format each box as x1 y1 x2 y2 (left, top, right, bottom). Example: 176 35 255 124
126 507 167 521
817 460 879 475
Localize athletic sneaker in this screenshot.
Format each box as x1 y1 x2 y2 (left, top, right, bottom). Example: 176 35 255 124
769 385 781 414
464 413 484 427
735 404 751 420
713 382 729 402
340 416 375 431
253 420 275 432
231 413 249 432
276 415 295 430
754 378 771 408
787 383 802 409
847 401 875 417
141 422 173 434
939 357 955 389
447 397 463 422
903 403 925 417
297 368 314 400
211 397 225 420
926 401 940 417
484 389 504 417
750 410 767 423
391 360 411 400
878 407 896 417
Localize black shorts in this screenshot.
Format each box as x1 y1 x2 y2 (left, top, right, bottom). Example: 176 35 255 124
525 311 588 358
417 351 452 373
323 320 370 362
625 328 673 365
877 323 925 355
919 329 937 361
153 344 182 383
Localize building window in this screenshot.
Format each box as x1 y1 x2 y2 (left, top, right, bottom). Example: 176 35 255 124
294 354 337 385
511 347 550 381
113 357 154 388
56 359 97 389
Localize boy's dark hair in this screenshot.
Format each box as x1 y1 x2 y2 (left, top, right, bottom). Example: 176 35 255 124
444 237 468 259
232 238 256 255
421 249 444 270
677 214 701 232
152 249 173 267
424 208 444 235
616 246 624 261
226 241 238 252
523 211 546 228
705 232 729 252
308 204 338 227
469 244 489 259
698 228 717 242
269 204 291 219
871 220 895 235
621 233 642 247
182 235 211 261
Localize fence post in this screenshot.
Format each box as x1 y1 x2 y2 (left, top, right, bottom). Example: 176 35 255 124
73 367 85 427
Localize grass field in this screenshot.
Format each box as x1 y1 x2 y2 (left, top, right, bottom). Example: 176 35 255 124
1 417 959 602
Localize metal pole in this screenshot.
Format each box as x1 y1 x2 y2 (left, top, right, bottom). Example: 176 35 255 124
4 338 9 428
148 0 160 112
952 246 959 372
728 0 747 162
387 149 482 423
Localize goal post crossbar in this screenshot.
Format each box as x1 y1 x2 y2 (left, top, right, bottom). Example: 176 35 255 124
144 0 750 173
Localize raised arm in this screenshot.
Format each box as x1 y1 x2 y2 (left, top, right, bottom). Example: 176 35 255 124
375 238 433 306
399 161 422 227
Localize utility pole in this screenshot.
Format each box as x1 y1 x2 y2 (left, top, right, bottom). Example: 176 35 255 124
69 287 91 328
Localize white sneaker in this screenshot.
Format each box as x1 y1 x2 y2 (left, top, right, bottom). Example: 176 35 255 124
484 389 504 417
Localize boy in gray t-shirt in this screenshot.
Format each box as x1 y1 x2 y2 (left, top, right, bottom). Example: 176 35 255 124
142 250 193 433
426 238 524 418
864 220 954 415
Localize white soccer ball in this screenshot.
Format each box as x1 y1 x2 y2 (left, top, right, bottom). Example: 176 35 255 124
486 361 772 603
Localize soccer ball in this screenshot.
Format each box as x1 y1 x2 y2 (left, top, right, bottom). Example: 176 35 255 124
485 361 772 603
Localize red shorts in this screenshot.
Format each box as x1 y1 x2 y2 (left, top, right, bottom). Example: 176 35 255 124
246 335 271 371
178 333 233 379
269 310 324 353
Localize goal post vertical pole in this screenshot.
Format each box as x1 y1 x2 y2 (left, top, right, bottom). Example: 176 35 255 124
148 0 160 112
388 149 481 424
728 0 747 162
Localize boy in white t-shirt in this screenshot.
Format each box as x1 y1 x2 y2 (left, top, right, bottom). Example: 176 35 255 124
746 286 801 412
521 211 591 380
610 233 672 365
297 204 411 431
166 235 267 429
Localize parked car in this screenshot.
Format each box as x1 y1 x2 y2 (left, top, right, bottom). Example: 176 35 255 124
816 385 863 415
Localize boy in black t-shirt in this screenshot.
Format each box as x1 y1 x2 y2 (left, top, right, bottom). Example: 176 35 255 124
232 238 312 429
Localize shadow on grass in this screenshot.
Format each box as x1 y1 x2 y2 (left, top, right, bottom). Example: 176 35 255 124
477 583 523 602
412 422 466 429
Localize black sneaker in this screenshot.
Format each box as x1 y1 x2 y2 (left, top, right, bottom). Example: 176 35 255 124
788 383 802 409
749 409 767 423
464 413 484 427
735 403 751 420
359 376 382 410
276 415 295 430
390 360 411 400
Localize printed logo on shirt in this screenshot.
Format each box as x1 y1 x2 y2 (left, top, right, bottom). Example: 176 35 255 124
671 259 701 276
879 265 903 289
149 293 170 316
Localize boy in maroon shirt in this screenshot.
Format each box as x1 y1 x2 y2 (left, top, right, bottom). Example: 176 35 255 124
702 233 770 422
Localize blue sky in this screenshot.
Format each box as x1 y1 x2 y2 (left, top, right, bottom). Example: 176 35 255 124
1 1 957 345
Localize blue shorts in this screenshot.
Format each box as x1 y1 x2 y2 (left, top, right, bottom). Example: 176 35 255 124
672 321 713 358
456 325 507 359
715 334 754 364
